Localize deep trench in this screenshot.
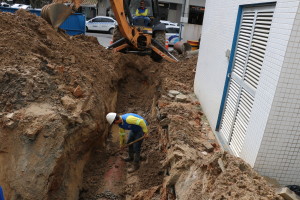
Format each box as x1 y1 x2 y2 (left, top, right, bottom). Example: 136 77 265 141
79 63 163 200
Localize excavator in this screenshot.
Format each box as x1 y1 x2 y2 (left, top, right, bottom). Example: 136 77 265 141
41 0 178 62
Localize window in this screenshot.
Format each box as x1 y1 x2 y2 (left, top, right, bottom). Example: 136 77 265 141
188 6 205 25
101 18 114 23
169 3 177 10
166 28 179 34
92 18 102 22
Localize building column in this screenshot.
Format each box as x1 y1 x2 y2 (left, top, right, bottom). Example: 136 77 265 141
179 0 189 40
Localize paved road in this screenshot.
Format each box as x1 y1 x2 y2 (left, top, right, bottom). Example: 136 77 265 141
85 32 113 48
85 31 174 51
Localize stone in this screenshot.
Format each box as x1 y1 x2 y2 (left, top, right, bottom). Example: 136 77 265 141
167 93 175 99
5 120 17 129
175 94 188 102
6 113 14 119
218 158 226 172
202 141 214 152
61 95 76 110
168 90 180 95
73 85 83 98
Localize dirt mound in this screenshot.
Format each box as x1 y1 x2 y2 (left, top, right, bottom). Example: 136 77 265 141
131 54 284 200
0 10 124 200
161 55 197 93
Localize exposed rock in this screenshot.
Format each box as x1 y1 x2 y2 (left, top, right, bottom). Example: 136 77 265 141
73 85 83 98
61 95 76 110
168 90 180 95
175 94 188 102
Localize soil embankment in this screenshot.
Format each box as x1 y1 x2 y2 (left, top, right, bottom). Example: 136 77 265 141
0 9 284 200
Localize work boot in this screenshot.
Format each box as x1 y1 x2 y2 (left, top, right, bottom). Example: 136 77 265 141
127 162 140 173
123 153 134 162
134 152 141 163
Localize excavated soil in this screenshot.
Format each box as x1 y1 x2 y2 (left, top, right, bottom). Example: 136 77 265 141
0 9 284 200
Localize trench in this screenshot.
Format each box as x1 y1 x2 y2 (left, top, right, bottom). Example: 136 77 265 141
79 61 164 200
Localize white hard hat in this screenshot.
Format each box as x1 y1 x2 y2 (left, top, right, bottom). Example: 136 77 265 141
106 112 117 125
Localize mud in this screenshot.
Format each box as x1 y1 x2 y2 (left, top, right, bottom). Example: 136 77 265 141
0 9 284 200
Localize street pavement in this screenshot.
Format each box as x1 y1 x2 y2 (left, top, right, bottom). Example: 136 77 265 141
85 32 113 48
85 31 174 51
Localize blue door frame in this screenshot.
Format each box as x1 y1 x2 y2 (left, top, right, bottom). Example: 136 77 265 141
215 6 243 131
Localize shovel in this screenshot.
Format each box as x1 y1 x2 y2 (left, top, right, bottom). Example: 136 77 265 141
112 135 146 156
41 3 73 30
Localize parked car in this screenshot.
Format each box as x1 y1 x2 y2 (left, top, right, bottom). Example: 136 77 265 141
86 16 117 34
10 4 32 9
160 20 177 27
165 25 180 46
0 2 10 7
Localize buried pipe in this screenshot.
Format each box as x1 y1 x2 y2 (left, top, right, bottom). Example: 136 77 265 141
173 41 192 54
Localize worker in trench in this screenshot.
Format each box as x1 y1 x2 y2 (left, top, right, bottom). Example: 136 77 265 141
106 112 149 173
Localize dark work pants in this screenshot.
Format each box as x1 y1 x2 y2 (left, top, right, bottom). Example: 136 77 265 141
127 130 144 162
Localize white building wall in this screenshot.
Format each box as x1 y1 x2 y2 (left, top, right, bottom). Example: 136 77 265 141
194 0 237 130
254 4 300 185
194 0 300 185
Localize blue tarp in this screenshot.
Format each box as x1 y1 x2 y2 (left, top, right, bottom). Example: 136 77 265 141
0 186 4 200
0 7 86 35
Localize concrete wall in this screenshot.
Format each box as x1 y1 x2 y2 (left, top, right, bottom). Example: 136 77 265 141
168 5 182 23
182 24 202 41
97 0 109 16
194 0 300 185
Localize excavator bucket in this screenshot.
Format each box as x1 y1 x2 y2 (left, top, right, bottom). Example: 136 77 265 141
41 3 73 30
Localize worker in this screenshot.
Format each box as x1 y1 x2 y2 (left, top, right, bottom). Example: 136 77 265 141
106 112 149 173
133 0 150 26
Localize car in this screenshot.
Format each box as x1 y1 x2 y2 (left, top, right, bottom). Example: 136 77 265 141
0 2 10 7
160 20 177 27
165 25 180 46
10 4 32 9
86 16 117 34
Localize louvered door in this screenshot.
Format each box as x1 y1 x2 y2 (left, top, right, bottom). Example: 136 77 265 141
220 5 274 156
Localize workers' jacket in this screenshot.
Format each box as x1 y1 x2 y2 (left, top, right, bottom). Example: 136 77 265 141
136 7 148 16
118 113 148 136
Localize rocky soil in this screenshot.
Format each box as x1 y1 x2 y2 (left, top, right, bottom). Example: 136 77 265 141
0 9 284 200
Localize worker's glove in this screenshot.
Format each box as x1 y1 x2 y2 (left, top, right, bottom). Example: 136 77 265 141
144 132 149 138
119 133 126 148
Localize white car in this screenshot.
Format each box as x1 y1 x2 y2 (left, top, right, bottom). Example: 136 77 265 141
165 25 180 46
160 20 178 27
11 4 31 9
0 2 10 7
86 16 117 34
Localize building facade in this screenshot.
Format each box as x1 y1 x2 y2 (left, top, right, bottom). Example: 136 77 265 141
194 0 300 186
